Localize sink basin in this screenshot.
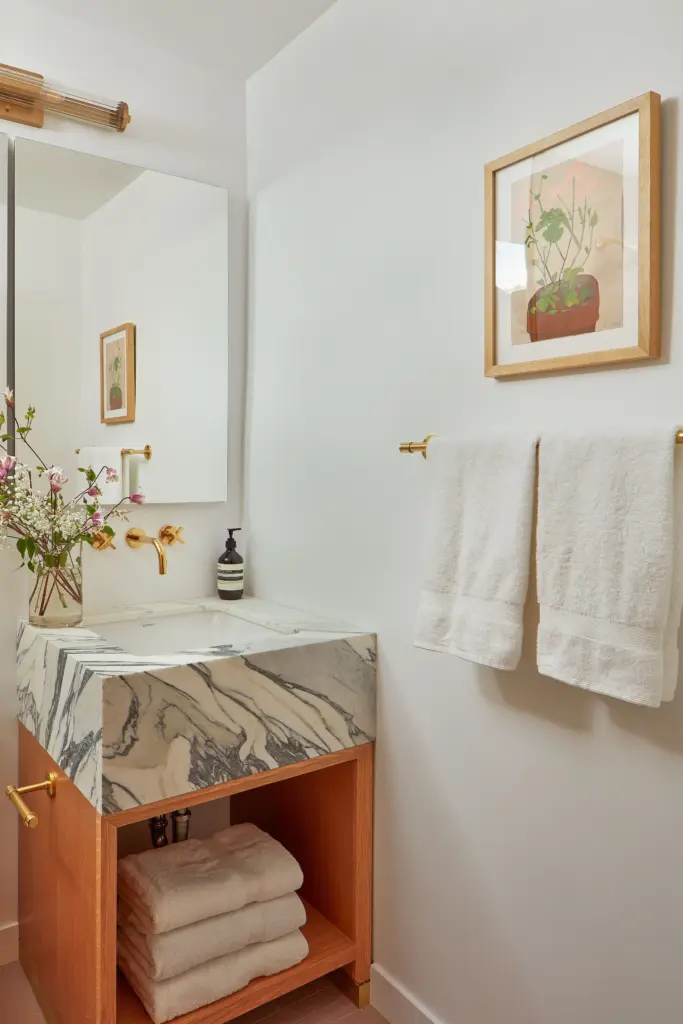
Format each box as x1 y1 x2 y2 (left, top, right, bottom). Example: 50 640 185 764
17 598 377 815
96 610 278 656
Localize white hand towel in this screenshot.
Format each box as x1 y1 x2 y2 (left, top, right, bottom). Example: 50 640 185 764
537 431 683 706
118 824 303 934
414 436 538 669
118 892 307 981
118 928 309 1024
78 447 123 504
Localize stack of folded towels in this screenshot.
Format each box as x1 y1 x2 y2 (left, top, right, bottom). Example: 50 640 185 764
117 823 309 1024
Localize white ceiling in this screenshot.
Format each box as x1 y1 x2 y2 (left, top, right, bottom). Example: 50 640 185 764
45 0 338 78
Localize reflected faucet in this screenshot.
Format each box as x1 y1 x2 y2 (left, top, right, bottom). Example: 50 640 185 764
126 528 168 575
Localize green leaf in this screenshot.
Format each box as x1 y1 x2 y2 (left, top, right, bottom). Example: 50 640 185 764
564 290 579 307
589 211 599 227
102 525 115 537
542 174 548 179
584 246 589 254
535 207 569 244
16 538 27 559
579 286 590 303
537 296 551 312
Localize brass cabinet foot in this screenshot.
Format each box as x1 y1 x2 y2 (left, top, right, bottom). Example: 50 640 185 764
331 969 371 1008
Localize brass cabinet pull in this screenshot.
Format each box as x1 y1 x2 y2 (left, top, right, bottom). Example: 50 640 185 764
5 772 58 828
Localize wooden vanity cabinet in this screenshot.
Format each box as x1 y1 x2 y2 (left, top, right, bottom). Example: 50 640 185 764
16 724 373 1024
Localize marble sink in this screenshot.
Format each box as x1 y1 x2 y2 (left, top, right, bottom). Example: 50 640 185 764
17 598 376 814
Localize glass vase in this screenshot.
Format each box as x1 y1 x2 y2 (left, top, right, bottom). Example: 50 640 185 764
28 546 83 628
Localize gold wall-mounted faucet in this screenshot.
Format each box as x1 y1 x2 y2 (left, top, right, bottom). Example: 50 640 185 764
126 528 168 575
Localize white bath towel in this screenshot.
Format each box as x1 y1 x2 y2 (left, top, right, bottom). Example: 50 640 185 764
118 824 303 934
118 892 307 981
537 431 683 706
414 436 538 669
118 928 309 1024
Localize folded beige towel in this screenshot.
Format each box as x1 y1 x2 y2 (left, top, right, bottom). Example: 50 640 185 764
118 929 309 1024
118 892 307 981
118 824 303 934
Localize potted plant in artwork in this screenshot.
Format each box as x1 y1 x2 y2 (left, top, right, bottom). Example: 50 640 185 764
109 353 123 410
525 175 601 342
0 390 144 628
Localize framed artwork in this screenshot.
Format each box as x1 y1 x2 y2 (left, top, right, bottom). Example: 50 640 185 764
100 323 136 424
485 92 660 378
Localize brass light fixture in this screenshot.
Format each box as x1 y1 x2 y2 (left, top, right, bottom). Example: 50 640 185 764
0 63 130 132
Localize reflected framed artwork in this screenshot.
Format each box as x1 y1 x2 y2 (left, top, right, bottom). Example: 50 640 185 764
485 92 660 378
100 322 136 423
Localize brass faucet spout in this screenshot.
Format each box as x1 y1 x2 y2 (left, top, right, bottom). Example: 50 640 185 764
125 528 168 575
151 538 167 575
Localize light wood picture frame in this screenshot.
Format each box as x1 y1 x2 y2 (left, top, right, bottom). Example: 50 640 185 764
485 92 661 379
100 323 136 424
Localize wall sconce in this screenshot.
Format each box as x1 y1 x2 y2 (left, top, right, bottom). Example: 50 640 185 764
0 63 130 133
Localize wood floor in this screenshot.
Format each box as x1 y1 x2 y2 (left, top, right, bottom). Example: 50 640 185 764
0 963 387 1024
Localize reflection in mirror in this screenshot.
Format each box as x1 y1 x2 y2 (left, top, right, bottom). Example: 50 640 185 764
14 140 228 503
0 133 6 404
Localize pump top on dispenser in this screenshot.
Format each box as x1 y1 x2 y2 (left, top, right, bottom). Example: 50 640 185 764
217 528 244 601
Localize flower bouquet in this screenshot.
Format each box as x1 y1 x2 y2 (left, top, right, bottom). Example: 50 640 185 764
0 390 144 627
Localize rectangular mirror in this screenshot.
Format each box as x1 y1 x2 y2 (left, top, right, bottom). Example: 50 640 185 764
14 139 229 503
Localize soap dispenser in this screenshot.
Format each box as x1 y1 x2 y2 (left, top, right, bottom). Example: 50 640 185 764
217 528 244 601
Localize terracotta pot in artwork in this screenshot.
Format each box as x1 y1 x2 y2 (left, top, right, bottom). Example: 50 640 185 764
109 385 123 410
527 274 600 342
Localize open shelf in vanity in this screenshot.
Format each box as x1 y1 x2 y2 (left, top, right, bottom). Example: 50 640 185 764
116 904 356 1024
17 726 373 1024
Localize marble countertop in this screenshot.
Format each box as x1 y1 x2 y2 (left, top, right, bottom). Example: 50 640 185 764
17 598 376 814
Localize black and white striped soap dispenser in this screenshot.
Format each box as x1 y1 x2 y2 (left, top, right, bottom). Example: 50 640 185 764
217 528 244 600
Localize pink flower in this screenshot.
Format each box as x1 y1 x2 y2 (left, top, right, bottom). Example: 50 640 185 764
105 467 119 483
89 510 104 530
0 455 16 482
129 492 145 506
87 486 102 497
47 466 68 494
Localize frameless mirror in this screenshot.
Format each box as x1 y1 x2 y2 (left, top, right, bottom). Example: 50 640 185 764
14 140 228 503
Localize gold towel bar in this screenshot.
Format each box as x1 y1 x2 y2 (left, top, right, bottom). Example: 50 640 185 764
400 432 683 458
75 446 152 461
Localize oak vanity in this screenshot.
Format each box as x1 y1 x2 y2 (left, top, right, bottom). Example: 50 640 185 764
10 599 377 1024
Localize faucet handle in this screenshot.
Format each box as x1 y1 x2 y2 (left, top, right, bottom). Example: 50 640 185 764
159 525 184 547
91 530 116 552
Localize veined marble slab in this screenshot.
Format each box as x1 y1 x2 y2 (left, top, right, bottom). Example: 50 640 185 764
17 598 376 814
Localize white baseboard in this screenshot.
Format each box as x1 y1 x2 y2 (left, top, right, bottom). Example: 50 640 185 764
371 963 446 1024
0 922 18 966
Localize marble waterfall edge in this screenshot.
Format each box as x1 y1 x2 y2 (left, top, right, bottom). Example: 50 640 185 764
17 603 376 814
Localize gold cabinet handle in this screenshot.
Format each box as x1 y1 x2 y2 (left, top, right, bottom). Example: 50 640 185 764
5 772 58 828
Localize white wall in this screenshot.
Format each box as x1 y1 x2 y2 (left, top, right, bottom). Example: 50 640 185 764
0 0 248 963
15 206 83 485
246 3 683 1022
81 171 229 504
